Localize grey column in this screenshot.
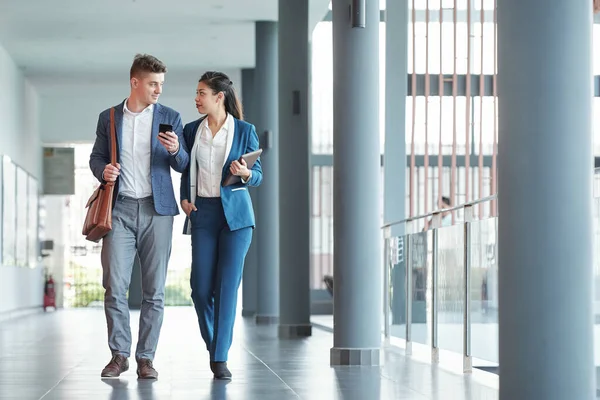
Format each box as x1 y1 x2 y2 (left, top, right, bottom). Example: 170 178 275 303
241 68 258 318
385 0 409 326
277 0 312 338
498 1 594 399
330 0 381 366
254 21 280 325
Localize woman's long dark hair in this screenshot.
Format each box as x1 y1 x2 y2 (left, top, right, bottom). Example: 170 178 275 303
199 71 244 120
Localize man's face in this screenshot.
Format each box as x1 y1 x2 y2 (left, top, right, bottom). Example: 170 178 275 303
131 72 164 106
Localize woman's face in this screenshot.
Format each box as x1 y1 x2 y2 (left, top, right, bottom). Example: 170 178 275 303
195 81 223 115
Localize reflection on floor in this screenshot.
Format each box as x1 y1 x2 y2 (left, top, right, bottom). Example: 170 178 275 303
0 308 499 399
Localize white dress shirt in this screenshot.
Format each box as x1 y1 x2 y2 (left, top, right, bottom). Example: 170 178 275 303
119 100 154 198
196 114 233 198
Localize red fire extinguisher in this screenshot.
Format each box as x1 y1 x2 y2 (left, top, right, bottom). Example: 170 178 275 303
43 275 56 311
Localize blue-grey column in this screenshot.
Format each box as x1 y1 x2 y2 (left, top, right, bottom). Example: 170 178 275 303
498 1 594 399
254 21 280 325
385 0 409 326
241 68 258 318
277 0 312 338
330 0 381 366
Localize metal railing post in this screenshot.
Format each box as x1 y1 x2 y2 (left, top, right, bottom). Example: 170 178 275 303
383 229 391 341
406 223 413 356
463 205 473 373
431 212 441 364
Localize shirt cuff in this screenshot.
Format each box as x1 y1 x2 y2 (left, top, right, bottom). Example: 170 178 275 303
169 146 179 156
241 171 252 184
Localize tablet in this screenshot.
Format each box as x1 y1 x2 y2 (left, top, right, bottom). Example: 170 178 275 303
223 149 263 186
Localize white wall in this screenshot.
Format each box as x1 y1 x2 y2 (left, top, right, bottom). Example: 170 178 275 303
0 44 44 315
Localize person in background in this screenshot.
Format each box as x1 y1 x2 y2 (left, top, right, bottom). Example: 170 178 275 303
439 196 453 227
423 196 453 230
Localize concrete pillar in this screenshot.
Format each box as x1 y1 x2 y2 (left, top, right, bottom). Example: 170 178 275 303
241 68 258 318
254 21 280 324
277 0 312 338
385 0 409 326
497 1 594 398
330 0 381 366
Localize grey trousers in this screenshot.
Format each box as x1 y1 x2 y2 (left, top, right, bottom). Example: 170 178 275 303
101 195 173 361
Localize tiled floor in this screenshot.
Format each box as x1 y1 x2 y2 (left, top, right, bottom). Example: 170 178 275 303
0 308 499 399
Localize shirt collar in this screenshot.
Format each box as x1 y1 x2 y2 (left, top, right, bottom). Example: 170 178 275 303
123 99 154 115
201 113 232 132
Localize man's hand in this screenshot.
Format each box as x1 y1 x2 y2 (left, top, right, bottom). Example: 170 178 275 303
158 131 180 154
230 158 251 180
103 163 121 182
181 200 197 217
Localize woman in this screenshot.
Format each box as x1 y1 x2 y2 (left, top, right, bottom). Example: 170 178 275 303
180 71 262 380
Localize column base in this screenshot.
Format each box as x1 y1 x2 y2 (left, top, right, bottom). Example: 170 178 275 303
255 315 279 325
278 324 312 338
432 347 439 364
463 355 472 373
241 309 256 317
405 341 413 356
330 347 381 366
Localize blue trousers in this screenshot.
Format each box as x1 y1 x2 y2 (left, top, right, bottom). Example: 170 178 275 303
190 197 252 362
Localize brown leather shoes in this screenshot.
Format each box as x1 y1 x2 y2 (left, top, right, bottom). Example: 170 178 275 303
101 354 129 378
137 358 158 380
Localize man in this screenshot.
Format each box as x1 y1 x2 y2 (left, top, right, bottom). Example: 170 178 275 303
423 196 453 230
89 54 189 380
439 196 453 227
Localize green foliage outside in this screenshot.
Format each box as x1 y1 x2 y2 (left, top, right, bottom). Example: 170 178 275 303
66 261 192 308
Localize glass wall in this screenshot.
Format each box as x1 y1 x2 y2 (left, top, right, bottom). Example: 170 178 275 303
1 155 40 269
61 144 192 308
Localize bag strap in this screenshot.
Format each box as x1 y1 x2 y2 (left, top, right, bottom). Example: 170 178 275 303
109 107 117 166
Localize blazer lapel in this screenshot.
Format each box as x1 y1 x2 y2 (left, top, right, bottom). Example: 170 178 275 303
221 118 243 181
189 118 204 205
114 101 125 161
151 103 163 162
222 115 236 169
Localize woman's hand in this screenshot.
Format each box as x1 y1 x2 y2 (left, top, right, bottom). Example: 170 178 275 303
181 200 197 217
230 159 251 180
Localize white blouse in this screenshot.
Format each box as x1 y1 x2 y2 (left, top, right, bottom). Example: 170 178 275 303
195 114 234 198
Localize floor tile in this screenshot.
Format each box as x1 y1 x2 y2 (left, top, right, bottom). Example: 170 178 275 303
0 308 498 400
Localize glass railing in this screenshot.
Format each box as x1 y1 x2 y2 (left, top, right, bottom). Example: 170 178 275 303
383 195 498 372
383 170 600 372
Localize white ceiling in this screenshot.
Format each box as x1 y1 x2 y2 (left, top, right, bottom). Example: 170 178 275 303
0 0 329 96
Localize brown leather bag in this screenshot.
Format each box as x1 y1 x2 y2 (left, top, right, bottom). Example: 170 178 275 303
82 108 117 243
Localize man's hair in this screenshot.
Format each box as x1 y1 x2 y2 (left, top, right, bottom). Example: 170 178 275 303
441 196 451 207
130 54 167 79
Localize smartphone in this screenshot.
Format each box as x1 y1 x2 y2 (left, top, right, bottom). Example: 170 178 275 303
159 124 173 134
